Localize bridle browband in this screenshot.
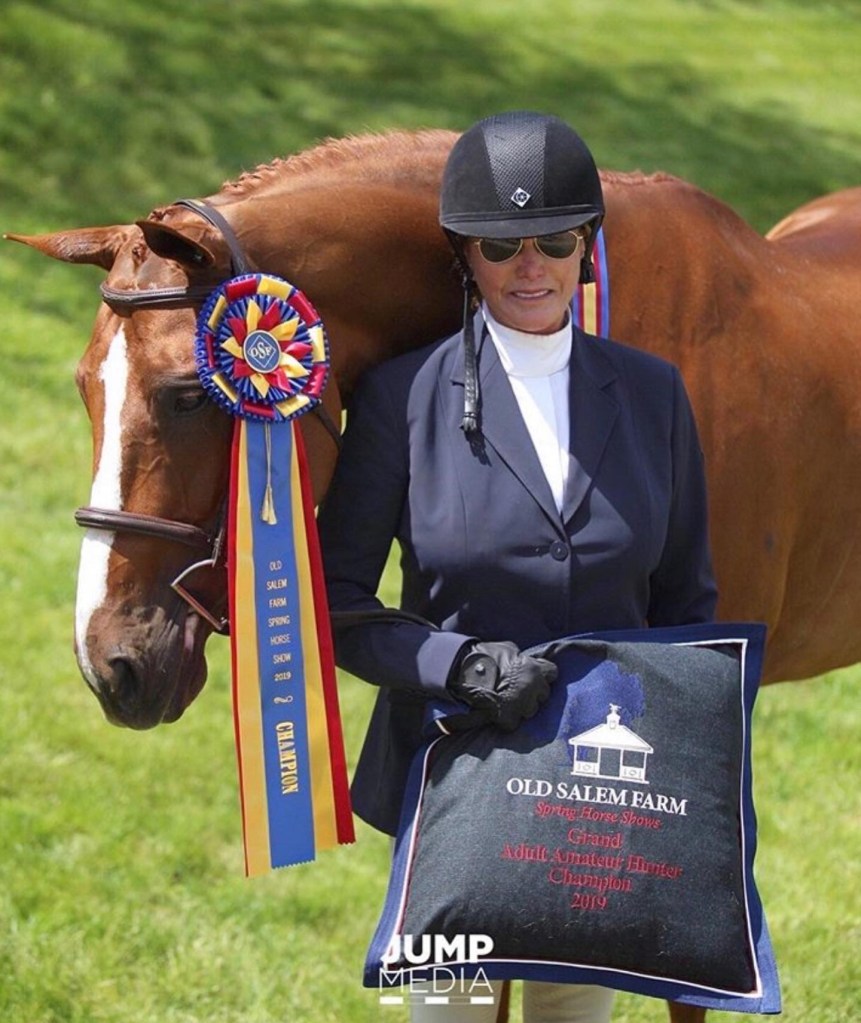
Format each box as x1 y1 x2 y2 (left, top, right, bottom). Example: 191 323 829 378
77 198 342 634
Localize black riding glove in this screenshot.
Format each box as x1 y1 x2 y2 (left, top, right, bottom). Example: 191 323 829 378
447 641 556 732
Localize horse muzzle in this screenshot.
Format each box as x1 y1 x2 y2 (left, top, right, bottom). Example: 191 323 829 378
73 504 229 726
77 600 215 729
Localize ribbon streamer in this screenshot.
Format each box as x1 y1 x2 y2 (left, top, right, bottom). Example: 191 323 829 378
572 227 609 337
195 273 354 875
229 419 354 874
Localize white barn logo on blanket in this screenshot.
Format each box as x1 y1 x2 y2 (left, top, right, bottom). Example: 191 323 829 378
568 704 654 784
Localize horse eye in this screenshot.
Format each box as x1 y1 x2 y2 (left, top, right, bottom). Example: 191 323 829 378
170 388 209 416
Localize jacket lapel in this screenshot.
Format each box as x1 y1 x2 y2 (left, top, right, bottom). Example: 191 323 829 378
451 322 561 526
448 321 620 528
561 332 620 523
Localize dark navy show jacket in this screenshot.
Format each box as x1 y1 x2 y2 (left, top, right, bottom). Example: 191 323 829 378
317 323 717 835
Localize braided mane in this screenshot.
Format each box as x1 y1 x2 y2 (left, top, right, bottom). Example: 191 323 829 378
219 130 687 202
599 169 680 187
220 129 458 197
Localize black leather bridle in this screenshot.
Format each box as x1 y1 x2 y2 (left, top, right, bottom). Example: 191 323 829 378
75 198 342 634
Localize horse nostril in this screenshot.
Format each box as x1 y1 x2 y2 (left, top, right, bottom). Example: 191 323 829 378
105 653 137 698
101 653 149 725
99 652 170 730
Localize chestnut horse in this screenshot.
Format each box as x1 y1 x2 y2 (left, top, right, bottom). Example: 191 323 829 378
9 129 861 1023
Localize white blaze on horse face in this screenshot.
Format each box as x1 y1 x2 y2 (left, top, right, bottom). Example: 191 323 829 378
75 325 128 693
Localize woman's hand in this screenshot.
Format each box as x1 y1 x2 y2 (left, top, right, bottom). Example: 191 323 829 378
448 641 556 731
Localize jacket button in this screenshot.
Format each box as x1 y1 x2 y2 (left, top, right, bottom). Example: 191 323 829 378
550 540 570 561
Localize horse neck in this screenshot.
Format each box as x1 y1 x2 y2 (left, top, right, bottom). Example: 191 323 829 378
211 172 461 396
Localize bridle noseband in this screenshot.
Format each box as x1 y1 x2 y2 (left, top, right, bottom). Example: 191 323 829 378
77 198 341 635
74 501 230 633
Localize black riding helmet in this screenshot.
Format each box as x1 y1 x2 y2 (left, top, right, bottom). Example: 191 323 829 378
439 111 605 433
440 110 605 283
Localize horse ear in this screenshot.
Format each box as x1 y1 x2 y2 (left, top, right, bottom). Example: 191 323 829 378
4 225 134 270
136 217 219 270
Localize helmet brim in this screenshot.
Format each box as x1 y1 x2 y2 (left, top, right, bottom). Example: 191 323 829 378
441 207 600 239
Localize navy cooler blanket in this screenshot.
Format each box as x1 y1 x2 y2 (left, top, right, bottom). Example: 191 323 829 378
365 623 780 1014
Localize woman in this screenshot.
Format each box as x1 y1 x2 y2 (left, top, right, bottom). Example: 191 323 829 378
317 111 717 1022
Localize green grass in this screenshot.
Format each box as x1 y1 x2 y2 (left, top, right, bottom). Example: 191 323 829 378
1 0 859 1020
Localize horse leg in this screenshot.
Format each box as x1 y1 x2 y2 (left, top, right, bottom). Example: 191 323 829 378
668 1001 706 1023
495 980 511 1022
495 988 704 1022
494 986 705 1022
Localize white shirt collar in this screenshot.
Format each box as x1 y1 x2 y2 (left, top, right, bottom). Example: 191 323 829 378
481 303 572 378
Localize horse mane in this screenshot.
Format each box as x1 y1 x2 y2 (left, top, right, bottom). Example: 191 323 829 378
599 168 683 188
220 129 458 197
215 135 754 240
220 134 692 203
600 167 757 236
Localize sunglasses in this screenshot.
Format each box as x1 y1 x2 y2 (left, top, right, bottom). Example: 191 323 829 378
472 230 585 264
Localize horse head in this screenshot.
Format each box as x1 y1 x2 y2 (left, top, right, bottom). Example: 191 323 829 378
8 130 461 727
10 215 244 726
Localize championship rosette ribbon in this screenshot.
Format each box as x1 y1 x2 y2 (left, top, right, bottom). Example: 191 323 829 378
195 272 354 875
